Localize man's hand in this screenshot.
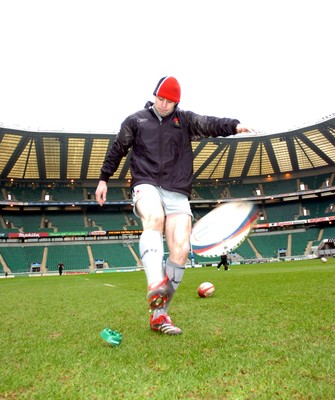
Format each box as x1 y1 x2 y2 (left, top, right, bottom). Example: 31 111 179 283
236 124 260 134
95 180 108 206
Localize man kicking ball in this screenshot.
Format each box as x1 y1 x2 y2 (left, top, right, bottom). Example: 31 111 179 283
95 76 258 335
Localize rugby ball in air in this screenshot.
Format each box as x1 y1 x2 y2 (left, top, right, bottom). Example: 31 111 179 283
197 282 215 298
191 201 258 257
320 257 327 263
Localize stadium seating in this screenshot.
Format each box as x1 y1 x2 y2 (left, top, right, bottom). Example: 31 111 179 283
18 214 44 231
250 234 288 258
47 187 84 202
226 182 256 198
263 202 299 222
46 245 90 271
0 176 334 273
90 242 137 268
44 212 86 232
233 238 256 260
86 187 126 201
321 226 335 239
300 173 331 190
0 213 25 231
300 197 335 219
262 179 297 195
3 186 43 202
291 229 319 256
194 187 217 199
0 247 31 273
87 210 127 231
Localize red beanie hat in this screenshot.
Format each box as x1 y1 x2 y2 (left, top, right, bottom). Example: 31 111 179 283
153 76 181 103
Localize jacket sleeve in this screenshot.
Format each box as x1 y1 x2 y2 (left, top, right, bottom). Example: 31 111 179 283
99 117 136 182
182 110 240 140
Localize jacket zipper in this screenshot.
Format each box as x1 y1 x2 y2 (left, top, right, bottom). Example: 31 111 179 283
158 119 163 186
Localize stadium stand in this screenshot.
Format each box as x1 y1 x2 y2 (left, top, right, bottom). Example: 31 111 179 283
18 214 44 231
46 245 90 272
0 213 25 230
321 226 335 239
92 210 127 230
233 238 256 260
291 229 320 256
263 202 300 222
300 197 335 219
47 187 84 202
250 233 289 258
226 182 256 198
300 173 331 190
85 187 126 201
44 212 86 232
193 186 214 199
90 242 138 268
90 243 115 268
3 186 43 202
0 246 31 273
262 179 297 195
1 117 335 273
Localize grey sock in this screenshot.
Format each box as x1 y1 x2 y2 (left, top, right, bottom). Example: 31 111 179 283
153 258 185 319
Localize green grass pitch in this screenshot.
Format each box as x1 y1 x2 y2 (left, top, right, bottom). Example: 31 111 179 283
1 259 334 399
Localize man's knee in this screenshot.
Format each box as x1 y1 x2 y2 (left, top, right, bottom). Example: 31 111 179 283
169 240 190 265
141 213 165 231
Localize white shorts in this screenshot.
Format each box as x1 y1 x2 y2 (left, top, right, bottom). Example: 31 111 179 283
132 184 193 218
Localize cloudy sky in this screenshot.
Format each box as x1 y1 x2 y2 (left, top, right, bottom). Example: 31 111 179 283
0 0 334 134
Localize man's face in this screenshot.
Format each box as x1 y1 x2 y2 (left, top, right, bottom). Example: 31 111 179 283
154 96 176 117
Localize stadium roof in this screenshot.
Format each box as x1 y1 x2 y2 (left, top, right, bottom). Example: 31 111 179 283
1 115 335 186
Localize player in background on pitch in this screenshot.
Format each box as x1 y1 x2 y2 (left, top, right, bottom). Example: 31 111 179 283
95 76 258 335
217 253 230 271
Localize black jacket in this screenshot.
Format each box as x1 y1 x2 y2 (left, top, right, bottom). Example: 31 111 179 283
99 101 240 198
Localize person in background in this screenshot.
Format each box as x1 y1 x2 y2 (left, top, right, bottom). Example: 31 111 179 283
217 253 229 271
95 76 258 335
58 261 64 276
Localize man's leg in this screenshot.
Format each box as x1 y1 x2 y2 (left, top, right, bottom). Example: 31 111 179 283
135 186 191 335
134 185 171 310
150 212 191 335
153 213 191 317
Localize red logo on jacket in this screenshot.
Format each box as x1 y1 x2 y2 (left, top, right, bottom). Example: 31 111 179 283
173 117 180 127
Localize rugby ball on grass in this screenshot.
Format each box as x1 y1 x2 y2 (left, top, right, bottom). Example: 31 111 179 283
191 201 258 257
198 282 215 298
320 257 327 263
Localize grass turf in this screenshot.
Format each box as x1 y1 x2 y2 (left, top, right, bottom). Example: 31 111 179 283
0 259 334 399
